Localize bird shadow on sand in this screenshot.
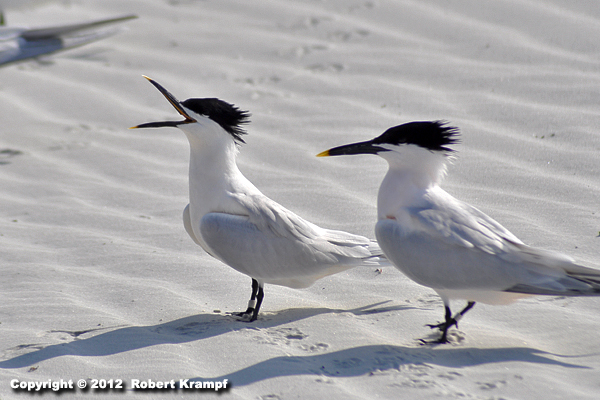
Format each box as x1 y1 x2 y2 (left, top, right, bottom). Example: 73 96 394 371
184 344 590 388
0 301 408 369
0 300 590 381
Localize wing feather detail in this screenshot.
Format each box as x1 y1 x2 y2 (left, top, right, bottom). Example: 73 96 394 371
198 194 384 288
376 189 600 299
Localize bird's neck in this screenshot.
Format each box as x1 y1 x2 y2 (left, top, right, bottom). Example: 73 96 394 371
377 150 448 219
187 139 257 215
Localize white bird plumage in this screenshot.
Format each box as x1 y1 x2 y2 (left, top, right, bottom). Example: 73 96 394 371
318 121 600 343
132 76 385 321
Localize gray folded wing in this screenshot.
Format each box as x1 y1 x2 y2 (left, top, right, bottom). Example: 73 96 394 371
376 194 600 297
198 194 382 288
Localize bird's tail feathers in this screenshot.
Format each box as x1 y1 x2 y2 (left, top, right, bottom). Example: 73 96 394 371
366 241 392 266
332 237 391 267
505 263 600 297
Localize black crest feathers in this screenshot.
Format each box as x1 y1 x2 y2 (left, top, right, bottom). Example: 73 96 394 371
373 121 459 152
181 98 251 144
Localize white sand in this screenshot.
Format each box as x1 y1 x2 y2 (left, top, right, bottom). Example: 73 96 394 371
1 0 600 398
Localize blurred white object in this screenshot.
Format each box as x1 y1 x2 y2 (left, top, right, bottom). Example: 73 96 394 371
0 14 136 66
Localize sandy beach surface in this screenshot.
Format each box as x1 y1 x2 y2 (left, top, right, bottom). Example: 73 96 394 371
1 0 600 398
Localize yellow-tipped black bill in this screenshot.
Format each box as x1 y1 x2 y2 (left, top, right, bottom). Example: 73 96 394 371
317 140 386 157
130 76 196 129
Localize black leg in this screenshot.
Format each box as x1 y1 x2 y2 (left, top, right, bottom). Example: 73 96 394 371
457 301 476 320
423 301 476 344
424 305 452 338
249 283 264 322
232 279 263 322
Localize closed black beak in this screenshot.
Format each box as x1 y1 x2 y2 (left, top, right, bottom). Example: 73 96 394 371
317 140 387 157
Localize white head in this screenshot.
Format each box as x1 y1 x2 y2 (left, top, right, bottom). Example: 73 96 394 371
318 121 459 187
131 76 250 152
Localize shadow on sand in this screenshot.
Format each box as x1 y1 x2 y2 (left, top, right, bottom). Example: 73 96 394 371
185 343 588 387
0 301 406 369
0 300 588 386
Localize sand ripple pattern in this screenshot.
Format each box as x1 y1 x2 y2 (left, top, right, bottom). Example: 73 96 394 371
0 1 599 399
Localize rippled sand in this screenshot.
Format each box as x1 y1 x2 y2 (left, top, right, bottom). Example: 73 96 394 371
1 1 599 398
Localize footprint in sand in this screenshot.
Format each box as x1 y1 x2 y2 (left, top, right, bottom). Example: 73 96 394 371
252 327 329 352
253 327 307 346
477 379 508 391
0 149 22 165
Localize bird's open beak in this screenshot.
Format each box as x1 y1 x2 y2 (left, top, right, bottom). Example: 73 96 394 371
130 76 196 129
317 140 386 157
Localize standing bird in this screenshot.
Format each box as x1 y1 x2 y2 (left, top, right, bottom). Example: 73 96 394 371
318 121 600 343
131 76 385 322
